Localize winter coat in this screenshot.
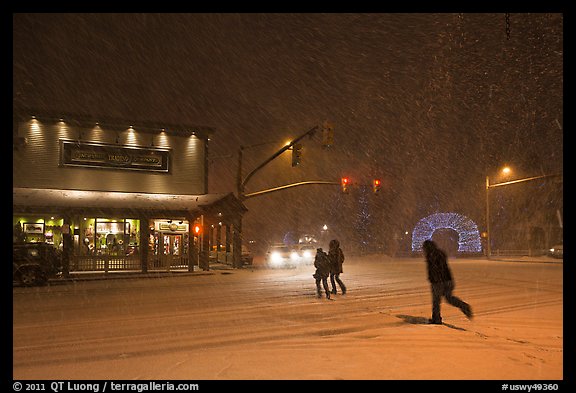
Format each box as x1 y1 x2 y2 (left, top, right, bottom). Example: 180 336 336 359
424 245 453 284
313 251 331 279
328 247 344 274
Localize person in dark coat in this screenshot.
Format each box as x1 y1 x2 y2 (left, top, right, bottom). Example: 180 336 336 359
422 239 473 324
328 239 347 295
313 248 331 299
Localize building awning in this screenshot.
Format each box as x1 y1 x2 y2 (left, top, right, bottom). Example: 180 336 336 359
13 187 247 219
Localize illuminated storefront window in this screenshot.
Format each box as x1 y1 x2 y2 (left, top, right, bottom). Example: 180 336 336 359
13 216 64 248
75 217 140 256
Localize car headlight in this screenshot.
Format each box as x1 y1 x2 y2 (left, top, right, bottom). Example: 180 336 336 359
290 251 300 260
303 250 312 259
270 252 283 264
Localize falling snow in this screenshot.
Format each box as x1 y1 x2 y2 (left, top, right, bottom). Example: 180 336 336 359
13 14 563 251
12 13 564 382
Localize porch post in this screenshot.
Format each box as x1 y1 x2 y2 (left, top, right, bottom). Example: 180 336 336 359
61 214 73 278
232 218 242 268
140 216 149 273
199 217 210 271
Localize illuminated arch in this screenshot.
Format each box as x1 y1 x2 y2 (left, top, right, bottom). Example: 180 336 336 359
411 212 482 253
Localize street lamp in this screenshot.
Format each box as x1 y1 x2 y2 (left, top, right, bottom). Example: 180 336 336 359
485 167 562 258
321 224 328 245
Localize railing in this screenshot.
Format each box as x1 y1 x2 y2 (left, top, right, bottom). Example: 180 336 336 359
72 255 140 272
491 249 548 257
209 251 232 264
71 255 189 272
391 250 549 258
149 255 190 271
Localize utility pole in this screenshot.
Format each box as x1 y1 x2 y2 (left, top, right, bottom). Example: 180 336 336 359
485 172 562 258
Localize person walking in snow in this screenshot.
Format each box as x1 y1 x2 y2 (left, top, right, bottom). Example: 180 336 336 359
328 239 347 295
422 239 473 324
313 248 331 299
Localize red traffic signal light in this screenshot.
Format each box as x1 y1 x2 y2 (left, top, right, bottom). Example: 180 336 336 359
373 179 381 193
341 177 350 193
193 224 202 235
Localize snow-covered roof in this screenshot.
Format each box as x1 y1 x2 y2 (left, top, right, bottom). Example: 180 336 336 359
13 187 245 218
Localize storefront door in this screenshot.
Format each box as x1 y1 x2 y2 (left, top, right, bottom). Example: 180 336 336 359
150 220 189 271
162 233 182 266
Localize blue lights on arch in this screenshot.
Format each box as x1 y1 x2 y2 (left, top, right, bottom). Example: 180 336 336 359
411 212 482 253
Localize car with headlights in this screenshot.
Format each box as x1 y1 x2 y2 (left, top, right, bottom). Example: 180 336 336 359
297 244 316 265
547 244 563 259
265 244 299 268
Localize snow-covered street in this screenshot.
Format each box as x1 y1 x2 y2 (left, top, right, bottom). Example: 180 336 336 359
13 255 563 380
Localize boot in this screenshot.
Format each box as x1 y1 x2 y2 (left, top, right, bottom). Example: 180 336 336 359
339 282 347 295
331 288 337 295
462 304 473 319
326 291 331 300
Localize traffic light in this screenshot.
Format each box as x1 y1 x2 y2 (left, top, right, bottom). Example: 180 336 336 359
193 224 202 235
322 120 334 147
341 177 350 193
292 143 303 167
373 179 382 194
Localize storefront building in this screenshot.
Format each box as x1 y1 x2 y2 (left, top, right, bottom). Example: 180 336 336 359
13 112 247 274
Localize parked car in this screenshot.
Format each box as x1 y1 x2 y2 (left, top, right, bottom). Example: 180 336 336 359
13 243 63 286
209 244 254 265
265 243 299 268
241 245 253 265
548 244 563 259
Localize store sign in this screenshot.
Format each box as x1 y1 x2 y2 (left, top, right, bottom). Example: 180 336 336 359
60 140 170 172
157 221 189 232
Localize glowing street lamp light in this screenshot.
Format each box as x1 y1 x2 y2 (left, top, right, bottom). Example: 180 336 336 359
485 166 562 258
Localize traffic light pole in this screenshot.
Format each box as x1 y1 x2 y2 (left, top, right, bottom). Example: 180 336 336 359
233 124 329 269
243 180 340 200
238 125 319 200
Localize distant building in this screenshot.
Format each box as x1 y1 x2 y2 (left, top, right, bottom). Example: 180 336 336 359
13 111 247 275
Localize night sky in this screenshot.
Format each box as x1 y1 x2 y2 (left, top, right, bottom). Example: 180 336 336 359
13 13 563 251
